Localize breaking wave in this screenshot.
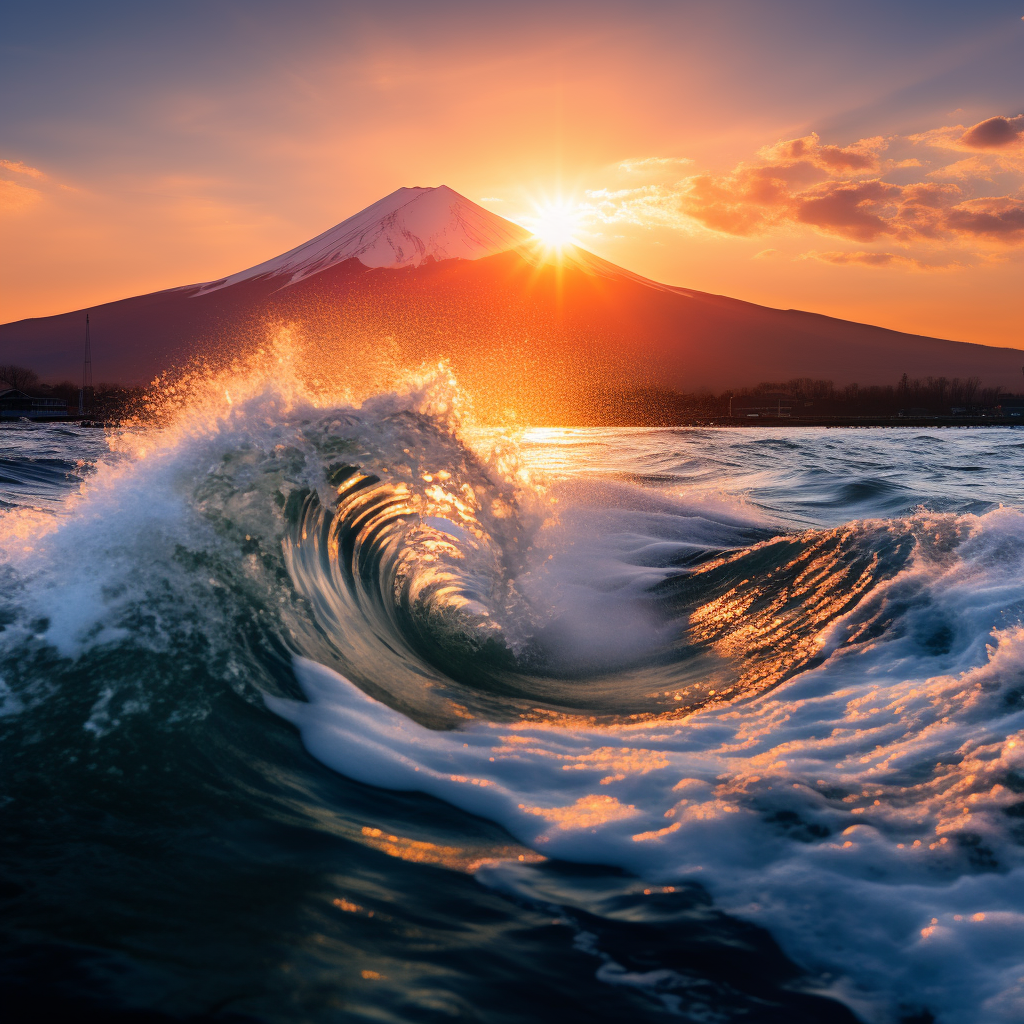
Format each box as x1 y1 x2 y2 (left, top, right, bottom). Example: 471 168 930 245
2 372 1024 1023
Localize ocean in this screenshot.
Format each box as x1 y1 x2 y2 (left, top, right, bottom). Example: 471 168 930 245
2 380 1023 1024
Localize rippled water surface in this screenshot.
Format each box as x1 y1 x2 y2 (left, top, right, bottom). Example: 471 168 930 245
2 410 1023 1024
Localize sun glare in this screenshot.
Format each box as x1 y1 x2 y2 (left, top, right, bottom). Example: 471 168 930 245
527 199 583 252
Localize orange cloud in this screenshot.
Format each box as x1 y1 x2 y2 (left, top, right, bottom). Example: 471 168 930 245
586 133 890 237
677 167 793 234
0 159 48 180
758 132 886 174
618 156 693 173
584 185 686 229
677 173 972 244
588 118 1024 253
792 179 902 240
0 178 43 213
945 197 1024 243
961 115 1024 150
910 114 1024 160
927 156 997 181
797 250 955 271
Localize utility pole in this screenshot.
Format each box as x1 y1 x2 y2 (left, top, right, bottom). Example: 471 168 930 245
79 313 93 415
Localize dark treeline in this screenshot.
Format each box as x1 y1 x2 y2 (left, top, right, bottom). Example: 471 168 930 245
1 365 145 419
585 375 1024 426
47 381 147 419
5 362 1024 425
732 375 1008 416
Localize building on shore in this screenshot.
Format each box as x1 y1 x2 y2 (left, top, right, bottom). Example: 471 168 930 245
728 393 793 418
0 388 68 420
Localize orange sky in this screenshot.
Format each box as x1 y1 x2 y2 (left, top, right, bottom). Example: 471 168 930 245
2 2 1022 348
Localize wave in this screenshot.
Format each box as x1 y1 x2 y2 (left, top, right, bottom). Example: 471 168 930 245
0 422 107 512
2 380 1023 1022
273 496 1024 1023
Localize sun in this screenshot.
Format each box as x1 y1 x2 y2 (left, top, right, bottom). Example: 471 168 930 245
526 198 583 252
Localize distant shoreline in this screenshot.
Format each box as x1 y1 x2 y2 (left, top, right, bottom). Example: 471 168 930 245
5 416 1024 430
622 416 1024 429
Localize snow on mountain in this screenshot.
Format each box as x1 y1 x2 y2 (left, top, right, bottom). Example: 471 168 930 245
194 186 534 295
192 184 677 297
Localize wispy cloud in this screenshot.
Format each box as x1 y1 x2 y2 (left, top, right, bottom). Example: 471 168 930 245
0 159 48 180
926 156 996 181
583 185 687 229
797 250 958 271
0 178 43 213
617 156 693 173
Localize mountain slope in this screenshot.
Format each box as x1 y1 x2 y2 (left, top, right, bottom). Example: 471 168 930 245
2 185 1021 419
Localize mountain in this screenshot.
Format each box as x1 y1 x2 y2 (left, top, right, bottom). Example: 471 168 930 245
2 185 1021 420
195 186 533 289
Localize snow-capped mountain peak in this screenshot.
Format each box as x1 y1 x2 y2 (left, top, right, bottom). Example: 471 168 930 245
195 185 533 294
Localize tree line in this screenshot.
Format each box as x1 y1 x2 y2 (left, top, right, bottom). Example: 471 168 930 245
4 363 1023 423
729 375 1009 415
582 375 1024 425
0 365 144 419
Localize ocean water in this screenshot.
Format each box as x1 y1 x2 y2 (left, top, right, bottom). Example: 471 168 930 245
2 387 1024 1024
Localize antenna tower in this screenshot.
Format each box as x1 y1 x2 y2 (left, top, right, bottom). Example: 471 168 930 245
83 313 93 390
79 313 93 415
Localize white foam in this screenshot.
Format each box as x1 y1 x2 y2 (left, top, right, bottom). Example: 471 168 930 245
271 505 1024 1024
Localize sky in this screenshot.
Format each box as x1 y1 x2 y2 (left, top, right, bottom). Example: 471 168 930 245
2 0 1022 348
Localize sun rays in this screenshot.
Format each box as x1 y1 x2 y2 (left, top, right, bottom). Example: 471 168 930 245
523 197 585 254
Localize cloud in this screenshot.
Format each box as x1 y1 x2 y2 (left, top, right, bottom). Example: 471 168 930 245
583 185 687 229
753 248 780 260
585 117 1024 259
961 115 1024 150
926 156 996 181
618 156 693 173
944 197 1024 242
675 171 969 244
797 250 955 271
817 180 965 243
910 114 1024 156
674 168 792 234
0 178 43 213
757 132 887 174
0 159 47 180
793 179 903 241
594 132 906 240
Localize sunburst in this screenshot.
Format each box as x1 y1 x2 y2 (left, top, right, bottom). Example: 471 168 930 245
524 198 583 253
